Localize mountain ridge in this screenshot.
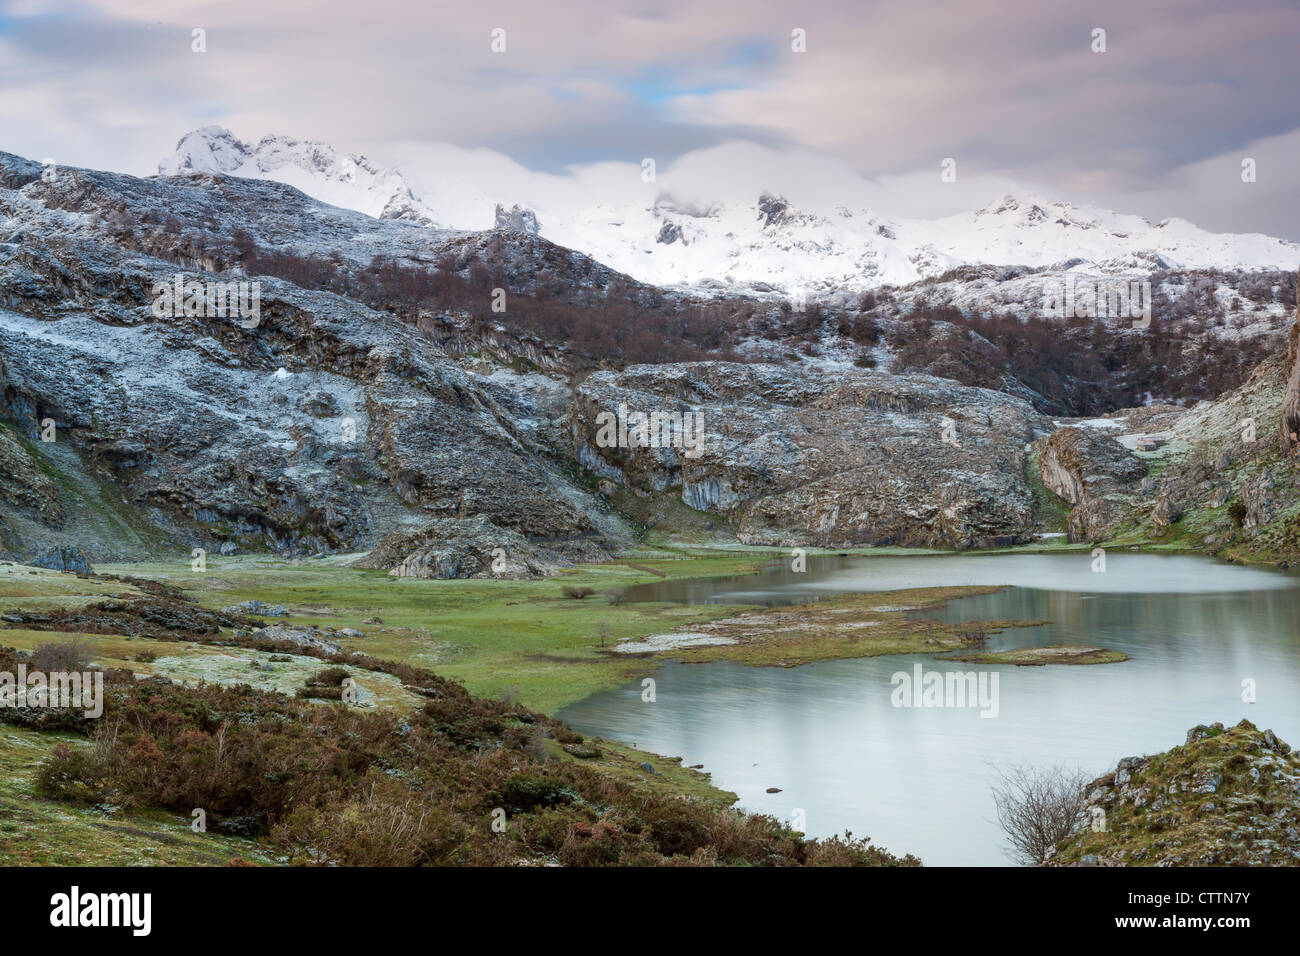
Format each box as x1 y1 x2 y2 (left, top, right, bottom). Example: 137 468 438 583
160 126 1300 299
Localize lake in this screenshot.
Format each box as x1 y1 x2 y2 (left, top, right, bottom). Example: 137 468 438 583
557 552 1300 865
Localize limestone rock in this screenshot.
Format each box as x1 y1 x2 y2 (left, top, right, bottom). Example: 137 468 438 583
572 362 1048 549
31 546 93 574
1032 426 1146 542
1049 720 1300 867
353 515 596 579
1281 278 1300 447
0 426 64 527
493 203 540 236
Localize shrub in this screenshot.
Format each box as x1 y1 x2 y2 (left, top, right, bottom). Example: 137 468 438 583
561 586 595 600
990 763 1090 866
273 770 468 866
498 776 578 813
35 742 111 802
29 637 93 672
311 667 351 687
21 641 919 867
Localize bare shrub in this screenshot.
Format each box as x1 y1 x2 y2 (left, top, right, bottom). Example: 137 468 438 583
28 637 93 672
562 585 595 600
990 763 1091 866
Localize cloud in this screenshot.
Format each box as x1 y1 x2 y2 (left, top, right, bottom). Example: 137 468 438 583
1 0 1297 238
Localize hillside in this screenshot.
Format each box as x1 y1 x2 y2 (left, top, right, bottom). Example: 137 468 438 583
1049 721 1300 866
0 561 918 867
3 144 1299 569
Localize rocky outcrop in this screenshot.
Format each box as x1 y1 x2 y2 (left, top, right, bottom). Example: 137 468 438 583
573 362 1050 549
249 624 342 654
1048 720 1300 867
31 546 93 575
0 425 64 526
353 515 597 579
1281 278 1300 447
1111 348 1300 562
493 204 540 236
1032 426 1146 542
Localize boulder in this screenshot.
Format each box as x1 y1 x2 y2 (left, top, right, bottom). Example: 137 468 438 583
353 515 593 579
252 624 341 654
221 600 289 617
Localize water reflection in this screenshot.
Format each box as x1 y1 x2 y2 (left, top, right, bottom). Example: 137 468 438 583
562 553 1300 866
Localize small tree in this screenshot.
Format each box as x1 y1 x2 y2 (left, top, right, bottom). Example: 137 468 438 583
990 763 1091 866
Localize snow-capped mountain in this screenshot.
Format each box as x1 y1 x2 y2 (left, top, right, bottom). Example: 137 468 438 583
161 127 435 226
160 127 1299 298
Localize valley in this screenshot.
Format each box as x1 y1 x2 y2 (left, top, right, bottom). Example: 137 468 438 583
2 138 1298 868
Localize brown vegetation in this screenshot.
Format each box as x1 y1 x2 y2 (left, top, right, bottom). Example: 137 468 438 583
0 642 918 866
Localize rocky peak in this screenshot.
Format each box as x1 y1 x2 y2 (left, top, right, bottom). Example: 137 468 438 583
655 221 684 245
756 192 793 229
159 126 253 177
159 126 438 226
493 203 541 236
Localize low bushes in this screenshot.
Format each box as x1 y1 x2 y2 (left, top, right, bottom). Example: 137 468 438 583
8 643 918 867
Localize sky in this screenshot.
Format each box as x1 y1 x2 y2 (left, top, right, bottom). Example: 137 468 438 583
2 0 1299 238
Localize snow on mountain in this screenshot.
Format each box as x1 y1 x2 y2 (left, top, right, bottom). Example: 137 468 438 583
160 127 436 226
160 128 1299 298
897 194 1298 279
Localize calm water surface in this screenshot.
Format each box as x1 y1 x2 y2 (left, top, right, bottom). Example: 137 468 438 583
558 553 1300 865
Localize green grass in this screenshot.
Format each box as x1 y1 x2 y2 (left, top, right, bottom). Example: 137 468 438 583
940 645 1128 666
87 552 773 713
663 587 1037 667
9 545 1101 711
77 553 1054 708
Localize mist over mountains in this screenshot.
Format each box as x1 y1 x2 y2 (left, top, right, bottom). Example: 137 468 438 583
162 126 1300 301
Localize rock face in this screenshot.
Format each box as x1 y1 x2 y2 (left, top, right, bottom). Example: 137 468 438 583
1032 427 1146 542
0 425 64 528
353 515 597 579
31 546 93 574
0 149 627 561
1281 278 1300 447
1048 720 1300 867
1111 347 1300 562
572 362 1049 549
